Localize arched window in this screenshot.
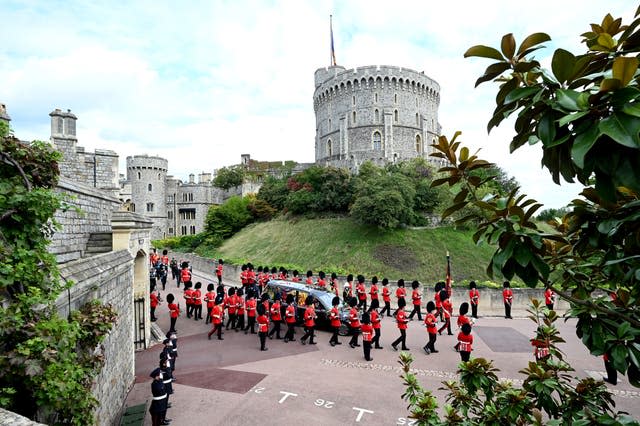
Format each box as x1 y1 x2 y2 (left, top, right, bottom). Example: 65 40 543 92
328 118 332 130
394 93 398 103
352 96 356 106
416 98 418 107
373 131 382 151
375 109 379 122
130 203 135 212
327 139 332 156
148 183 152 191
416 113 419 126
394 110 399 122
416 135 422 153
137 171 141 179
375 93 378 103
158 173 161 180
352 111 356 125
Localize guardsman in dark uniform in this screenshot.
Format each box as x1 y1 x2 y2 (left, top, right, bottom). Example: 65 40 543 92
204 284 216 325
423 301 438 354
257 303 269 351
283 294 297 342
166 331 178 372
192 282 203 320
391 298 409 351
244 289 257 334
469 281 480 319
343 274 353 301
166 294 179 333
370 299 383 349
235 288 245 332
149 367 168 426
361 312 374 361
438 290 453 335
503 281 513 319
356 275 367 311
380 278 392 317
394 279 406 317
300 295 317 345
348 297 361 348
408 280 422 320
329 296 342 346
159 357 174 413
268 293 283 339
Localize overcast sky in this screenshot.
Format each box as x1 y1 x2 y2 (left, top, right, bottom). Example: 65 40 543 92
1 0 635 208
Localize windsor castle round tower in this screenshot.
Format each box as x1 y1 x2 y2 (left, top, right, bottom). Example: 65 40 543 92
314 65 441 170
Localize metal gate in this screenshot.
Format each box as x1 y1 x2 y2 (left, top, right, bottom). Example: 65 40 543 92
134 297 146 350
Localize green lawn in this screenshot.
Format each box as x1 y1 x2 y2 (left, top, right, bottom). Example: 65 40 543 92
204 217 501 285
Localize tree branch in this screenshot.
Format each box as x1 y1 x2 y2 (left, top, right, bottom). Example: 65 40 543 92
0 151 32 191
0 208 17 222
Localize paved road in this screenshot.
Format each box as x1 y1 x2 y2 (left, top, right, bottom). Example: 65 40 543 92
125 271 640 425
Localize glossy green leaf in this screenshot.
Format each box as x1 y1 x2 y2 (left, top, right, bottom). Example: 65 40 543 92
572 124 601 168
464 45 505 60
475 62 512 87
504 87 539 104
597 33 616 50
612 57 639 87
558 110 589 127
555 89 582 111
537 112 556 146
501 33 516 58
516 32 551 56
600 78 622 92
551 49 575 83
622 103 640 118
599 113 640 148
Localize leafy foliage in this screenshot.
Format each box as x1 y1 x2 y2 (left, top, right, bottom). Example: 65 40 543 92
0 127 117 424
537 207 570 222
204 195 253 239
399 301 635 425
433 8 640 385
213 165 245 190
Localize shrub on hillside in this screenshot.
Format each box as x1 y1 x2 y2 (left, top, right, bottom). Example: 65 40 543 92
257 176 289 210
205 195 253 239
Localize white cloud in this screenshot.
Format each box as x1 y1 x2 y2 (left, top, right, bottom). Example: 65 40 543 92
0 0 635 208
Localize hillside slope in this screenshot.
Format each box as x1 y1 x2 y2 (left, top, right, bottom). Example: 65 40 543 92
211 217 498 284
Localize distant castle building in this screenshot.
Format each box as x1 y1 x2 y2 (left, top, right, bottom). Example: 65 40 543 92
313 65 441 170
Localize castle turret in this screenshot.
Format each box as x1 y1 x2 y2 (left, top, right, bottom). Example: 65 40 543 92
126 155 168 240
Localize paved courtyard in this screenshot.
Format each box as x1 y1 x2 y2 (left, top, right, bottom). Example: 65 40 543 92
125 272 640 425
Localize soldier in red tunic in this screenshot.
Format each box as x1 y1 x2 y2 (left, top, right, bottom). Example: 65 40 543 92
317 271 326 288
348 297 361 348
216 258 224 285
391 298 410 351
268 293 283 339
192 282 203 321
356 275 367 311
423 301 438 354
225 287 238 330
257 304 269 351
235 288 245 332
531 327 551 362
183 282 194 319
503 281 513 319
394 279 406 317
454 302 471 351
180 262 192 289
434 282 444 321
207 300 224 340
305 270 314 286
291 270 301 283
544 286 555 310
361 312 374 362
166 293 179 333
328 296 342 346
204 283 216 325
283 294 297 342
300 295 317 345
408 280 422 320
469 281 480 319
380 278 392 317
369 299 383 349
330 272 340 297
150 290 159 322
368 276 379 312
458 323 473 362
438 290 453 335
244 289 257 334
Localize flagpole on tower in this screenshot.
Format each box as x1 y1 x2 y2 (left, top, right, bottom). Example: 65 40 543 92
330 15 337 66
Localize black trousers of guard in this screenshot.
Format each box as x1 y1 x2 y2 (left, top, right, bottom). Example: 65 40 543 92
504 302 512 318
193 304 202 320
358 298 367 311
372 328 382 348
604 357 618 384
329 326 340 345
284 322 296 341
471 303 478 319
235 313 245 331
301 326 315 343
408 304 422 320
169 317 177 333
546 303 554 311
460 351 471 362
426 332 437 352
245 316 256 333
380 301 391 317
205 307 213 324
268 320 282 339
438 318 452 335
226 313 236 329
259 331 267 350
349 327 360 346
392 329 408 350
363 341 372 361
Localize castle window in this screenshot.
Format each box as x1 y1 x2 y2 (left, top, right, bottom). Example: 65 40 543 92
416 113 419 126
328 118 332 130
168 227 174 235
130 203 135 212
137 172 141 180
190 225 196 235
375 109 379 122
373 131 382 151
188 193 194 202
375 93 378 103
168 210 173 219
181 226 187 236
416 135 422 153
146 203 154 212
352 111 356 125
394 110 399 122
327 139 332 156
394 93 398 103
158 173 161 180
168 195 174 203
352 96 355 106
56 118 63 134
416 98 418 107
179 209 196 220
148 183 152 191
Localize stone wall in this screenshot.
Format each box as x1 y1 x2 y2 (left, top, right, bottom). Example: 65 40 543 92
56 250 135 426
51 178 120 264
172 252 569 316
0 409 46 426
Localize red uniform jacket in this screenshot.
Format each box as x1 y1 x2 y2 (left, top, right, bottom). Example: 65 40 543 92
412 289 421 306
150 292 159 308
544 288 554 305
503 288 513 305
305 277 314 286
361 324 373 342
434 292 442 309
211 304 223 324
349 307 361 328
457 332 473 352
370 310 381 329
257 314 269 332
161 255 169 265
396 287 406 300
317 278 326 288
184 288 194 305
396 309 408 330
240 270 248 285
331 278 339 296
382 287 391 302
236 297 245 315
469 288 480 305
204 291 216 309
356 283 367 301
180 268 191 283
285 304 296 324
168 303 180 319
247 270 256 285
226 295 237 315
329 307 341 328
304 306 316 328
370 285 379 300
457 314 471 328
442 299 453 319
270 301 282 321
291 276 301 283
216 264 223 277
344 282 353 298
425 313 437 334
193 289 202 305
150 253 159 265
246 299 257 318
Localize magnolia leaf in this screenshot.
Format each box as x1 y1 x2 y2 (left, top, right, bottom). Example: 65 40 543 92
558 110 589 127
622 103 640 118
464 45 505 60
504 86 539 104
442 201 469 219
599 113 640 148
555 89 582 111
612 57 639 87
460 147 469 162
572 124 601 168
597 33 616 50
600 78 622 92
501 33 516 58
516 32 551 56
537 112 556 146
551 49 575 83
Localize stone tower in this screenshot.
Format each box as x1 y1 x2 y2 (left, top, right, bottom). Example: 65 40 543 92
313 65 441 171
0 103 11 126
126 155 168 240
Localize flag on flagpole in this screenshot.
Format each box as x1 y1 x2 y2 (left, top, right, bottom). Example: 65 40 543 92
330 15 337 66
445 251 452 297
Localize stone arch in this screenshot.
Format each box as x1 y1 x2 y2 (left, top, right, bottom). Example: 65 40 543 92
360 77 366 88
347 81 352 91
372 130 382 151
327 139 333 157
416 134 423 153
368 77 374 87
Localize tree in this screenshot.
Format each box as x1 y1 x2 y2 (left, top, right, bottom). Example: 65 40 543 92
433 8 640 384
257 176 289 211
537 207 570 222
213 165 245 190
204 195 253 239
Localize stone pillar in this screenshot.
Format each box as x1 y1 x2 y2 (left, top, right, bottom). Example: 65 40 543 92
384 110 393 158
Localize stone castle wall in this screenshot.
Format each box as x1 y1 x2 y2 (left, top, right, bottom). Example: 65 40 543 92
314 65 441 170
126 155 168 240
